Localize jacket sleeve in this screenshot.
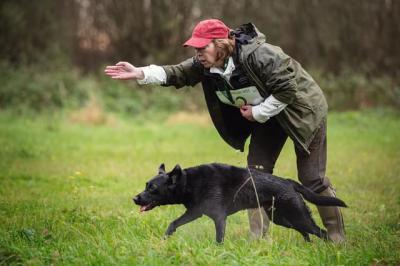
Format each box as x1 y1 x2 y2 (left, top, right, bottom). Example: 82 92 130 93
161 57 204 89
250 44 297 104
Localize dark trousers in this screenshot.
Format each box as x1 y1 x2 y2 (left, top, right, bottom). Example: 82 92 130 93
247 117 331 193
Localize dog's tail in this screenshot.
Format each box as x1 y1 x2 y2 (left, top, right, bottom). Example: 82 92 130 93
288 179 347 207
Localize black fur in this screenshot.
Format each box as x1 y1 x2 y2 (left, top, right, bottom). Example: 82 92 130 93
133 163 347 243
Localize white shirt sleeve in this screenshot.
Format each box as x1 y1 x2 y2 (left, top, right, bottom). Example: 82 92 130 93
251 95 288 123
137 65 167 85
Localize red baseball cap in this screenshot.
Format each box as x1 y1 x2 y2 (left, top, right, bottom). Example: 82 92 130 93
183 19 231 48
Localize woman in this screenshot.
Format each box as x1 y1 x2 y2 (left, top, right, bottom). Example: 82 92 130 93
105 19 345 243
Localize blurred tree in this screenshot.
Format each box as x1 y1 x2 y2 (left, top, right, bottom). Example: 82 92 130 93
0 0 399 77
0 0 78 66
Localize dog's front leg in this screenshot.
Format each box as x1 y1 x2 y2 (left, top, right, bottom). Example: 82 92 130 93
165 210 201 237
213 216 227 243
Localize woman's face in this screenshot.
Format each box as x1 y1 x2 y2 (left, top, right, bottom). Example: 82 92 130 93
195 42 222 68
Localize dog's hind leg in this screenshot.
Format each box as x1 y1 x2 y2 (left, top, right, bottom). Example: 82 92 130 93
291 221 329 242
283 200 329 241
295 225 328 241
294 201 329 241
265 207 293 229
265 206 314 242
165 209 202 237
275 197 323 241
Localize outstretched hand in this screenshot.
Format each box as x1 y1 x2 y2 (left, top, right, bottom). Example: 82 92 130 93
104 62 144 80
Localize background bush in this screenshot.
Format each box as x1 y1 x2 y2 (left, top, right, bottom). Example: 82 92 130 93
1 62 398 116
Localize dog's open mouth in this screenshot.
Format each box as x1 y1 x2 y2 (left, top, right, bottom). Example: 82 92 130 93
139 202 156 212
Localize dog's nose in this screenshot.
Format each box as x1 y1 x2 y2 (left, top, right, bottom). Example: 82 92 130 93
133 196 139 204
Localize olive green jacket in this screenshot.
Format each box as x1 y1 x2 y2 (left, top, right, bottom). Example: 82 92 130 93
161 23 328 153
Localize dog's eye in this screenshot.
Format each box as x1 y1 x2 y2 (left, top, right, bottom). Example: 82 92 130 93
148 184 158 193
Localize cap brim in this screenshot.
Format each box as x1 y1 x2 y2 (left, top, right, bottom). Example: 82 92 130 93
183 37 212 48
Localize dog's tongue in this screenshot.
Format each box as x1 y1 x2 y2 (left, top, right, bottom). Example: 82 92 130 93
139 204 151 213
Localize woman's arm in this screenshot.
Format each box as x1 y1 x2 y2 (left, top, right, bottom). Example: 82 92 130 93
161 57 204 88
137 65 167 85
105 57 203 88
250 95 288 123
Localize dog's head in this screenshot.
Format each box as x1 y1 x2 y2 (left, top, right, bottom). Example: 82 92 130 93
133 163 186 212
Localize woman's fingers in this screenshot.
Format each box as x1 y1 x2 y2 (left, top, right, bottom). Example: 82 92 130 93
105 66 123 70
104 66 130 77
116 62 132 69
116 61 128 66
111 74 133 80
116 61 135 71
240 105 251 115
104 71 122 77
104 72 118 76
104 69 124 76
104 68 118 73
105 70 135 79
104 66 127 73
104 69 123 75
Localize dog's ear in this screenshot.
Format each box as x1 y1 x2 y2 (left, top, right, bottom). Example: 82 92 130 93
158 163 166 174
170 164 182 184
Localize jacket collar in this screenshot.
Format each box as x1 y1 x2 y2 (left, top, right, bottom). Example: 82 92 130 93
209 56 235 80
231 23 266 61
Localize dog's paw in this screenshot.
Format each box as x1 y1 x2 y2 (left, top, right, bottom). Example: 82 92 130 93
164 229 175 238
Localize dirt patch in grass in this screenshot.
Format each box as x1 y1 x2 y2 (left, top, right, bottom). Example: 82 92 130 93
166 111 211 127
68 96 118 126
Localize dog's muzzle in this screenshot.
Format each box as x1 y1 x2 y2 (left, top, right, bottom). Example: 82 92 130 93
133 195 140 204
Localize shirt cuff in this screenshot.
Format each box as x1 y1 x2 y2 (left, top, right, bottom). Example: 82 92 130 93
251 95 288 123
137 65 167 85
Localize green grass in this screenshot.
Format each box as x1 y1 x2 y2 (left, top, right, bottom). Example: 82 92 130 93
0 109 399 265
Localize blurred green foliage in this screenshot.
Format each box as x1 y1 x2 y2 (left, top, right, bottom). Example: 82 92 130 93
0 62 208 117
0 63 87 114
313 70 400 110
1 62 398 115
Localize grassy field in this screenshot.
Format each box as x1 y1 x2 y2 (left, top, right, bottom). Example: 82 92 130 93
0 109 399 265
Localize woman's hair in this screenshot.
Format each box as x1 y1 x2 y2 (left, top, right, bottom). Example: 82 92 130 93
213 35 235 62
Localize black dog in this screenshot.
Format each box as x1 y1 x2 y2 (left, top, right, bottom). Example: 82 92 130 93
133 163 347 243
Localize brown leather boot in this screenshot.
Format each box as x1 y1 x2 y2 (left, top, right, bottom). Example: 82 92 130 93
317 187 346 243
247 208 269 239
